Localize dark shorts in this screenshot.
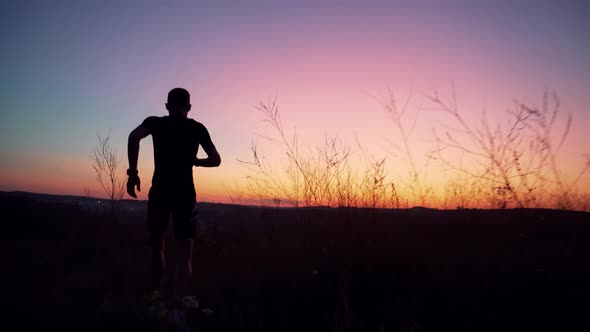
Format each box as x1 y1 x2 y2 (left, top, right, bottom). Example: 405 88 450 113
147 187 198 249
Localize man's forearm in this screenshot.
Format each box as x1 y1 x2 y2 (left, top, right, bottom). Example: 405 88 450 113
194 155 221 167
128 136 140 170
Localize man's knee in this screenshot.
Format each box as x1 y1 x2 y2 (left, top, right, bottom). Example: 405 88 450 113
176 239 194 261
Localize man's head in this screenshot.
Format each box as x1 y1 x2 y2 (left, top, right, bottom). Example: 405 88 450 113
166 88 191 115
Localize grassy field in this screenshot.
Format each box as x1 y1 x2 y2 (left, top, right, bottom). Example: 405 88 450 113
3 191 589 331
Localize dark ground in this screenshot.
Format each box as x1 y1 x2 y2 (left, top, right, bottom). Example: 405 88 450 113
2 191 589 331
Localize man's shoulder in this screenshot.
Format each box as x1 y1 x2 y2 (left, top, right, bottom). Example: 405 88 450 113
189 119 207 130
143 115 164 123
141 116 164 129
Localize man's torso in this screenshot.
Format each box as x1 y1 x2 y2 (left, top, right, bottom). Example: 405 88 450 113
142 115 207 197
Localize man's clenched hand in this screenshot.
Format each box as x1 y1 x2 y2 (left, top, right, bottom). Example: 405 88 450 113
127 174 141 198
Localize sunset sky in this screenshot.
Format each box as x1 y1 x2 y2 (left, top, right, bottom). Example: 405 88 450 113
1 1 589 204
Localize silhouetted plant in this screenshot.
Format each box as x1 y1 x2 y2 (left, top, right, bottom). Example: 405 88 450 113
83 186 94 199
378 89 434 206
430 88 589 210
92 132 125 201
238 98 393 207
440 174 485 209
238 90 588 211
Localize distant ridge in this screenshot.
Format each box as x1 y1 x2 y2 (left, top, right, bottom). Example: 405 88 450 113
0 190 146 202
1 191 588 213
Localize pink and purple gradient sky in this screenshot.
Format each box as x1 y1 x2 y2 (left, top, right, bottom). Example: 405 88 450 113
1 1 589 202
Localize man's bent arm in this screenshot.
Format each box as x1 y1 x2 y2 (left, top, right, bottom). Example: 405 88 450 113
194 147 221 167
195 146 221 167
128 125 150 170
195 125 221 168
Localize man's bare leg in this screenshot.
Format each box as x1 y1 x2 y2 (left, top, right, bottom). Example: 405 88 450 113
151 241 166 290
174 239 194 296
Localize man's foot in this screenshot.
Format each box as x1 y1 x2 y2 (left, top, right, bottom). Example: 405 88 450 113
178 295 200 310
143 287 167 302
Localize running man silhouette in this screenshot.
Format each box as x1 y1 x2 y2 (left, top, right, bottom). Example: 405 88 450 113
127 87 221 296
